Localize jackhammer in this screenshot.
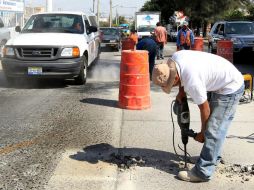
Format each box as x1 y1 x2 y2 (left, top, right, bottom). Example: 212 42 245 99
172 97 197 168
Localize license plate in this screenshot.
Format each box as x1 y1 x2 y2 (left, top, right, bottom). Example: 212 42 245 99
28 67 42 75
101 43 106 47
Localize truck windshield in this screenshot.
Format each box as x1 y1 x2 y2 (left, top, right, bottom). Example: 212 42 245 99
22 14 84 34
137 25 155 32
226 22 254 35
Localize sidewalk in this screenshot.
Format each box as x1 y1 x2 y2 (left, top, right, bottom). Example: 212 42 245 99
46 82 254 190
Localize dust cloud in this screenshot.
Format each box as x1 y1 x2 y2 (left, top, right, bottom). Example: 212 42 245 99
89 60 120 82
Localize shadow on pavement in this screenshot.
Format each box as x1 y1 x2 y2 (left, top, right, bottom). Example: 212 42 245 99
227 133 254 143
0 70 80 89
100 47 119 53
80 98 118 108
70 143 188 175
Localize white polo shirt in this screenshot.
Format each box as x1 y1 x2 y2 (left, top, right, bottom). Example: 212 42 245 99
172 50 244 105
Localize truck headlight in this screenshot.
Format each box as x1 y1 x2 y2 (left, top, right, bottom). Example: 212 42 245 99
3 47 15 57
231 38 242 45
61 47 80 58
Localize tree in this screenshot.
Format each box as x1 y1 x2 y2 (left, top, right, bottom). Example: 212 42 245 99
141 0 176 25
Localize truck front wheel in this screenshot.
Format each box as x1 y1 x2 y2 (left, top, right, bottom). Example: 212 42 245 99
75 56 87 85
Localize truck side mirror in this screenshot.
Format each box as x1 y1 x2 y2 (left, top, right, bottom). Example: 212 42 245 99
218 31 224 35
15 26 21 32
88 26 97 34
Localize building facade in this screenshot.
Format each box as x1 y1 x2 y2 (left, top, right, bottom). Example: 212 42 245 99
0 0 25 27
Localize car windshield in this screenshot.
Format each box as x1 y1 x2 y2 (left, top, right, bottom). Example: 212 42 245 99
22 14 84 34
137 25 155 32
100 28 118 35
226 22 254 35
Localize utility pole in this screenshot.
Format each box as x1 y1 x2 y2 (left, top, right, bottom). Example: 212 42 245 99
109 0 112 27
93 0 95 13
97 0 100 27
116 7 118 26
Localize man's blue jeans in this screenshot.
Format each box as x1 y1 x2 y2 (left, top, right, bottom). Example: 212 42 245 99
156 42 164 58
193 84 244 180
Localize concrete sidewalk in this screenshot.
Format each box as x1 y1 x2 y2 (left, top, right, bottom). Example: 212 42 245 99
46 82 254 190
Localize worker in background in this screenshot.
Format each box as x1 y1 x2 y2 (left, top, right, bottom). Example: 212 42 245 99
154 22 167 60
136 36 157 79
129 29 138 45
152 50 244 182
176 21 194 50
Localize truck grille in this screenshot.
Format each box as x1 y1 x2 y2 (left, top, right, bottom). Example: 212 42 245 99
16 47 58 58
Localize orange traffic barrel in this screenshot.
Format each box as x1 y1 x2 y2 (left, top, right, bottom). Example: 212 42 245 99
217 40 233 63
119 50 151 110
121 38 136 50
192 37 204 51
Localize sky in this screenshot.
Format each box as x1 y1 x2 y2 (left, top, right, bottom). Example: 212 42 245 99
25 0 149 17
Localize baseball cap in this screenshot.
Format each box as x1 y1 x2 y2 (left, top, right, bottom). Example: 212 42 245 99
152 58 177 94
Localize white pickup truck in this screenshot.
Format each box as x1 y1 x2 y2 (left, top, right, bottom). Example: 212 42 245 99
1 12 100 85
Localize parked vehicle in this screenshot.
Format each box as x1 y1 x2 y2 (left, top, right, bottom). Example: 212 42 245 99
208 20 254 55
0 17 11 56
100 27 121 51
1 12 100 85
135 12 161 40
119 24 130 37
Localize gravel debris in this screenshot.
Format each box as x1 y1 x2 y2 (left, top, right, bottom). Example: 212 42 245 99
106 153 146 170
218 163 254 182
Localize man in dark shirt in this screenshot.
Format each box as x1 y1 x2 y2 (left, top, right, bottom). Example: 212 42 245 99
136 37 157 79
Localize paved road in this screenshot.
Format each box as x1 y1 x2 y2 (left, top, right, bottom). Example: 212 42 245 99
0 50 123 189
0 43 253 190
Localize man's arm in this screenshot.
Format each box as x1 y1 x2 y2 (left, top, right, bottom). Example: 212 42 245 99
164 28 167 44
195 101 210 143
176 86 186 102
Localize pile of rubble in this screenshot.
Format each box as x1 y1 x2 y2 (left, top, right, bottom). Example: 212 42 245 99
106 153 146 170
218 164 254 182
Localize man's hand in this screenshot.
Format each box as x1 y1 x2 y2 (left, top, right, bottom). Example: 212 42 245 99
176 87 186 103
195 132 205 143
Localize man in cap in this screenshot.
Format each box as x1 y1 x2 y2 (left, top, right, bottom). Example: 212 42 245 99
154 22 167 59
176 21 194 50
152 50 244 182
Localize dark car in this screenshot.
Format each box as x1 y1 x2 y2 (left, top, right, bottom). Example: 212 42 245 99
100 27 121 51
208 21 254 55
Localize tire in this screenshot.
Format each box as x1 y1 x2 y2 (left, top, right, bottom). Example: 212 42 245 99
74 56 87 85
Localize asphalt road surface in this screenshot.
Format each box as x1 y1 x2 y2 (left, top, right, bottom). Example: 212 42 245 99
0 49 123 189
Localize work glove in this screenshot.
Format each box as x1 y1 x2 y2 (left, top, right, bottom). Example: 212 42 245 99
195 132 205 143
